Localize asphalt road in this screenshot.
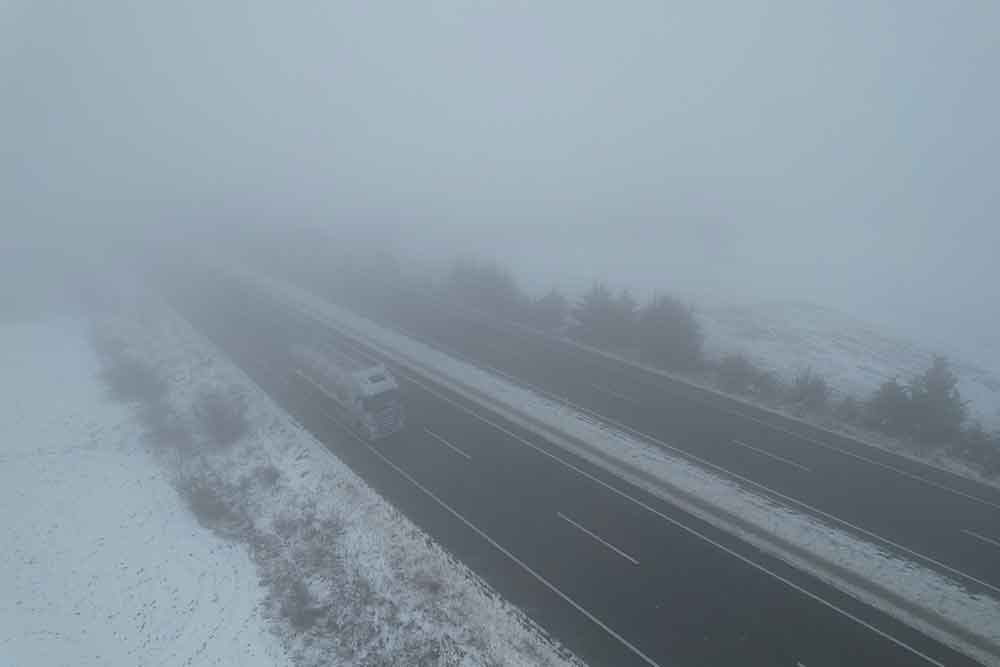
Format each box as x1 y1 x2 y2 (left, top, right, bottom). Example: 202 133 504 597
312 278 1000 599
168 271 983 667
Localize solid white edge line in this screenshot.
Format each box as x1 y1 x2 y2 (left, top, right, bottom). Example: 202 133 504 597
398 372 947 667
424 427 473 460
732 439 812 473
433 294 1000 512
962 529 1000 551
557 512 640 565
321 410 663 667
383 282 1000 511
733 414 1000 512
252 266 1000 511
296 294 1000 597
392 337 1000 598
422 339 1000 595
262 278 956 663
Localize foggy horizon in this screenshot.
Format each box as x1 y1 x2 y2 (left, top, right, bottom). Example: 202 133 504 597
5 6 1000 665
4 1 999 362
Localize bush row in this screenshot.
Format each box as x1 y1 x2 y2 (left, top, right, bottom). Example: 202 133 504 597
444 259 703 370
714 352 1000 475
440 258 1000 476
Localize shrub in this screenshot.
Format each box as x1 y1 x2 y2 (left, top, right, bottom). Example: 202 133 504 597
252 463 282 489
951 423 1000 477
100 353 166 404
139 401 193 453
615 289 639 340
908 356 966 446
446 258 527 321
788 369 831 412
715 354 788 402
177 474 246 538
273 508 317 542
753 369 784 404
835 395 863 424
281 578 325 631
717 354 758 394
636 294 703 370
527 289 570 332
194 388 249 447
865 378 913 437
571 283 635 349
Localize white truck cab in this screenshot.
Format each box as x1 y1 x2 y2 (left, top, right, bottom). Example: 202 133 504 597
292 344 405 440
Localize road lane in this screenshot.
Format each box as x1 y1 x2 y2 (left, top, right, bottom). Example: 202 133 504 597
167 272 983 667
336 283 1000 594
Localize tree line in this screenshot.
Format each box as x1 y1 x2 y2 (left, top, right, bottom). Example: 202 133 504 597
445 259 702 369
441 258 999 476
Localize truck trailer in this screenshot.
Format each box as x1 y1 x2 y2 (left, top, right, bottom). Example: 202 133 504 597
291 343 405 440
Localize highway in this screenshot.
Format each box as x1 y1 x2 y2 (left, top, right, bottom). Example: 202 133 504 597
313 277 1000 599
169 270 983 667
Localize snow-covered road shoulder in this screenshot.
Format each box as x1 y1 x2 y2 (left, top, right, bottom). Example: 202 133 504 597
0 317 287 667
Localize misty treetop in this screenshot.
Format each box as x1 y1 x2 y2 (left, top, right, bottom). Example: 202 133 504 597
636 294 703 370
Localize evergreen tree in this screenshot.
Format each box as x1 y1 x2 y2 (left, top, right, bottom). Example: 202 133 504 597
865 377 913 436
530 289 570 331
572 283 621 347
789 369 831 411
447 259 526 319
909 356 966 445
636 294 703 369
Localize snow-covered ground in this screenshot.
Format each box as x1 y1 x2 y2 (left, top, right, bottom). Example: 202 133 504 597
100 295 582 667
1 300 582 666
238 266 1000 665
0 317 288 667
700 300 1000 430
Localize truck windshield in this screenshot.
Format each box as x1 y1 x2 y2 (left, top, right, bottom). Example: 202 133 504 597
364 389 400 413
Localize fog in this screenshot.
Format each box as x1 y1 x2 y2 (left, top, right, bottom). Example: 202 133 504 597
4 1 999 360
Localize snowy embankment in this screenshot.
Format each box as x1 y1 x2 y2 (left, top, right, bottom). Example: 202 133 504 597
693 299 1000 485
235 266 1000 665
0 317 288 667
701 300 1000 431
100 295 582 667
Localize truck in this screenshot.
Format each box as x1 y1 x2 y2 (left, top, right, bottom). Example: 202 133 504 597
291 343 405 440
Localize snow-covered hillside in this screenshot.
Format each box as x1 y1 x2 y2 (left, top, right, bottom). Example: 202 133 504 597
700 300 1000 430
0 317 288 667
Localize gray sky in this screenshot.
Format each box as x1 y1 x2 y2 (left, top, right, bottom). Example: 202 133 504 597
3 1 999 358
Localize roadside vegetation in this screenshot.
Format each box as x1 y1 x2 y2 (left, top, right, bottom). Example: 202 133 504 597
92 325 341 653
438 257 1000 478
92 314 577 667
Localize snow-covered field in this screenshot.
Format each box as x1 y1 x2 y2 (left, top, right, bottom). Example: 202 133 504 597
1 301 582 666
238 266 1000 665
100 296 581 667
701 300 1000 430
0 317 288 667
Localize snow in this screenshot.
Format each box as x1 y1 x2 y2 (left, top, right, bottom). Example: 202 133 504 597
2 300 582 667
100 296 582 667
0 317 288 667
700 299 1000 430
236 266 1000 665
